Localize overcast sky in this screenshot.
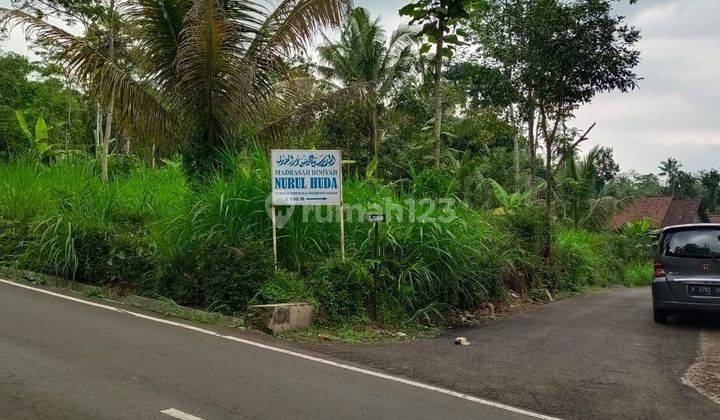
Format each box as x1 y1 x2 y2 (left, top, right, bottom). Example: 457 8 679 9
2 0 718 174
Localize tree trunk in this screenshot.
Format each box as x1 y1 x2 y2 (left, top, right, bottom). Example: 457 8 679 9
123 135 130 155
544 137 554 267
65 102 71 149
432 37 444 168
513 133 521 187
151 140 156 169
101 0 116 183
527 99 535 166
101 90 114 183
369 93 379 175
95 104 102 159
573 195 579 227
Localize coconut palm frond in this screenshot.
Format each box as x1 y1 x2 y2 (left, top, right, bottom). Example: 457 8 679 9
251 0 350 55
260 83 362 143
126 0 191 86
578 145 600 182
3 0 349 165
583 195 628 229
377 25 414 96
319 8 413 97
175 0 254 144
316 42 350 84
0 6 177 142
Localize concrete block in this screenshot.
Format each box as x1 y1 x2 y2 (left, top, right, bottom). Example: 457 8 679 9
247 302 315 334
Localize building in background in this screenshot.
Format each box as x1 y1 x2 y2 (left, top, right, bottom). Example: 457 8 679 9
610 196 710 229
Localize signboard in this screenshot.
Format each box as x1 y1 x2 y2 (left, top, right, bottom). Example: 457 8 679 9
269 149 345 268
271 149 342 206
365 214 386 223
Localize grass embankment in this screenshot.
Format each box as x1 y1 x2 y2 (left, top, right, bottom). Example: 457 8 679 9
0 154 650 332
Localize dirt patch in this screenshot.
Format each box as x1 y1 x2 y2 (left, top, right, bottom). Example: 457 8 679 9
684 330 720 404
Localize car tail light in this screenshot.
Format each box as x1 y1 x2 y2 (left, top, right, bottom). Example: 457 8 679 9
654 263 667 278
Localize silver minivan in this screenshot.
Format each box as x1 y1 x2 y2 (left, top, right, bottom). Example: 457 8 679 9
652 224 720 323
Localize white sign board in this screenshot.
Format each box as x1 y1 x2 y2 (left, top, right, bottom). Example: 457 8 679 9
271 149 342 206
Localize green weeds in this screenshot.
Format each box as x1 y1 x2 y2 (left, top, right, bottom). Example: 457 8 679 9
0 152 649 329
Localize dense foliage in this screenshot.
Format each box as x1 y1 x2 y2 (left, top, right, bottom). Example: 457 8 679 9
0 52 92 157
0 154 649 324
0 0 701 329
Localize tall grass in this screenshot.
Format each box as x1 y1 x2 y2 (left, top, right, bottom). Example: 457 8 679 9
0 151 646 321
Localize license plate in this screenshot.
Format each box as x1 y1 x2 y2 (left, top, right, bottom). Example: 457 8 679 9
688 285 720 297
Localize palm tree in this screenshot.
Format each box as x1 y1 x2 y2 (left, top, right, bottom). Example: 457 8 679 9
558 145 625 229
561 146 599 227
317 7 413 171
658 158 682 196
0 0 350 172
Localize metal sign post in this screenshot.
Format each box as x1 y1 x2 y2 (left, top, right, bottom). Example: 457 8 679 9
365 213 386 320
271 204 278 272
339 153 345 261
339 203 346 261
270 149 344 268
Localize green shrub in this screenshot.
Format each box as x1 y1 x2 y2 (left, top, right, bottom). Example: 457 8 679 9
499 206 547 292
462 255 507 303
158 238 274 315
612 218 655 260
107 154 143 178
306 255 371 323
252 269 312 304
552 236 591 292
0 216 29 265
107 232 155 288
503 205 548 254
552 229 626 291
625 260 652 286
409 168 458 198
71 227 154 290
0 152 652 328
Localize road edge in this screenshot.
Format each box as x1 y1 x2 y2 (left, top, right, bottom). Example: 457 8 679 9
0 276 558 420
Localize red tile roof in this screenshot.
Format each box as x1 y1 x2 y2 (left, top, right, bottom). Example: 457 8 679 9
663 199 708 226
610 196 710 229
610 196 673 229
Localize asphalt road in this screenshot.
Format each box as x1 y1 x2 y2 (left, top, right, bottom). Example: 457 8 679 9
0 280 539 420
305 288 720 419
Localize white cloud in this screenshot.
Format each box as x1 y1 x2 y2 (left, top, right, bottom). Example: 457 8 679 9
573 0 720 173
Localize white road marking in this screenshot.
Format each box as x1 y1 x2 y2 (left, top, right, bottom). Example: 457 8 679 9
161 408 206 420
0 277 558 420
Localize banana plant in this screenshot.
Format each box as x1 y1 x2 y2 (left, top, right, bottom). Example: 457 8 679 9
16 110 54 158
621 218 655 258
488 179 530 215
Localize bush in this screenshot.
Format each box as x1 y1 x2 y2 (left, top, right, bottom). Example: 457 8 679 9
499 206 547 292
252 269 312 305
375 208 505 313
462 255 507 304
157 238 274 315
625 260 652 286
0 217 26 265
552 229 626 291
107 154 143 178
612 219 655 260
306 255 371 323
409 168 458 198
0 153 652 328
503 206 548 254
72 227 155 290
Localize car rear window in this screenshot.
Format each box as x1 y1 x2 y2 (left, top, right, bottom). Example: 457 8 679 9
661 228 720 258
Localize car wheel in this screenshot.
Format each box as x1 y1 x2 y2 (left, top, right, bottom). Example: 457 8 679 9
653 309 668 324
